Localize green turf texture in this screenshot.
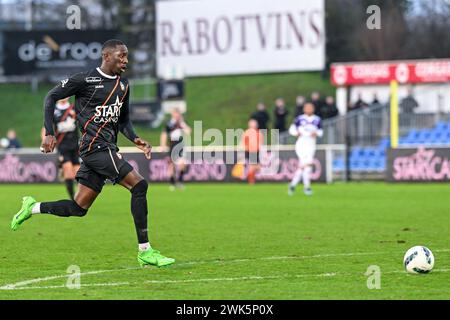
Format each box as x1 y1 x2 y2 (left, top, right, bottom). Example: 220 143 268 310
0 182 449 299
0 72 333 147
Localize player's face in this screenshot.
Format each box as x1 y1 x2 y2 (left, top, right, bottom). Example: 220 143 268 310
249 119 258 129
57 97 69 104
172 110 181 122
304 104 314 116
108 45 129 75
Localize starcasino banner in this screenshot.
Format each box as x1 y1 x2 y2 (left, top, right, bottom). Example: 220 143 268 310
3 30 118 78
0 149 327 183
156 0 325 77
387 147 450 182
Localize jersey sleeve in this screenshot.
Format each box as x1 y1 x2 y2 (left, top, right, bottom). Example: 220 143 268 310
118 83 139 142
316 117 324 138
288 123 298 137
289 117 300 136
43 73 84 136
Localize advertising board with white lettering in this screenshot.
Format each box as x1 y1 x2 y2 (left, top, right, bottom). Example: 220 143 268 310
3 30 118 78
156 0 325 77
331 59 450 86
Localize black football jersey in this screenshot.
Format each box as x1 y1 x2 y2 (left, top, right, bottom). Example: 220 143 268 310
165 119 184 147
44 67 138 157
53 103 78 151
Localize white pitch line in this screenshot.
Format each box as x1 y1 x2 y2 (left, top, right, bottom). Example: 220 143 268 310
4 269 450 291
1 249 449 291
0 267 141 290
0 251 377 290
2 273 338 291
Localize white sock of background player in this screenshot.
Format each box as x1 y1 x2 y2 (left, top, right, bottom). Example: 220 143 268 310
290 168 303 188
303 166 312 190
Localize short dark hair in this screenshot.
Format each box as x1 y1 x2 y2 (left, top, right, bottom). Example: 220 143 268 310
102 39 125 52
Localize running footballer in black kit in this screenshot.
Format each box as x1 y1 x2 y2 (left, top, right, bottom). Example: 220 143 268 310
41 97 80 200
11 40 175 267
160 109 191 191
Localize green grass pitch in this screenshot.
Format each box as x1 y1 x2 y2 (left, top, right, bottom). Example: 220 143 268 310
0 182 449 299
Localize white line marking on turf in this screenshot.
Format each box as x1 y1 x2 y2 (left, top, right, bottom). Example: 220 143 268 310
1 249 449 291
0 267 141 290
4 269 450 291
0 251 376 290
1 273 338 290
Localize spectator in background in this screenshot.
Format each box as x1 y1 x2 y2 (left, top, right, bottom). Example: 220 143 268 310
6 129 21 149
349 93 368 112
318 96 339 120
400 88 419 113
273 98 289 144
372 93 380 105
251 102 270 131
294 95 306 117
310 91 323 117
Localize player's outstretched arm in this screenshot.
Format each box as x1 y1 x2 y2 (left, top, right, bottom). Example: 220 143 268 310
118 86 152 159
119 117 152 159
316 118 324 138
134 137 152 160
180 117 192 136
288 124 300 137
160 131 168 151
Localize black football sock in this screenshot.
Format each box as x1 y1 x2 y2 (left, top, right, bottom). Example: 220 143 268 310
130 180 149 244
40 200 88 217
178 167 187 183
65 179 75 200
170 174 176 186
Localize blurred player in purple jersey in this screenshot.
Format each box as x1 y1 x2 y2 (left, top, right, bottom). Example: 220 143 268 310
288 103 323 196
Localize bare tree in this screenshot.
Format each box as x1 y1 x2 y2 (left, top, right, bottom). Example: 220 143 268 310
404 0 450 59
354 3 409 60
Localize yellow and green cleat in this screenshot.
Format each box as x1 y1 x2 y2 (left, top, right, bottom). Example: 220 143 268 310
138 248 175 267
11 196 36 231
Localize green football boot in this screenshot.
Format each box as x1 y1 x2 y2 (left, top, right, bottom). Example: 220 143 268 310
138 248 175 267
11 196 36 231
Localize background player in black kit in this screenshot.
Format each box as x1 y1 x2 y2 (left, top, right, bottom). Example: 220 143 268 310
11 40 175 267
160 109 191 191
41 97 80 200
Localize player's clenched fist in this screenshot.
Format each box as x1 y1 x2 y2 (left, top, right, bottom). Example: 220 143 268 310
134 137 152 159
41 135 57 153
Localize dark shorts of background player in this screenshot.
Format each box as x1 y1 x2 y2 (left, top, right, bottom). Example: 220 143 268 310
75 148 134 193
58 148 80 166
169 141 185 163
245 151 260 164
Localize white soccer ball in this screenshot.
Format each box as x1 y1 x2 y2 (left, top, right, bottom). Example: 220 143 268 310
0 138 9 148
403 246 434 274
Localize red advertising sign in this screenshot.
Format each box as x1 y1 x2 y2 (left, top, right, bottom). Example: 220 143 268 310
331 59 450 86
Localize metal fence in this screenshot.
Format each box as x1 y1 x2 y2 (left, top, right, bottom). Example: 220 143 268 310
320 104 450 147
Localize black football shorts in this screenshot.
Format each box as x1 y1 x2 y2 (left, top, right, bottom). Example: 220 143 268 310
58 148 80 166
76 148 134 193
169 141 185 163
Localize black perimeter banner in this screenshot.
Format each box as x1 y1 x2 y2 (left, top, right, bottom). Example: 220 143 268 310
3 30 118 78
